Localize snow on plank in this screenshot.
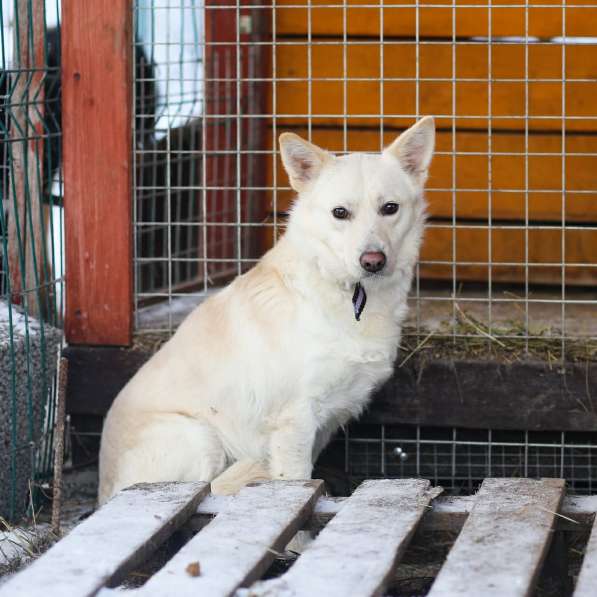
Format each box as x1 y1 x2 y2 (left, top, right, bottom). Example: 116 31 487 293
136 480 324 597
573 516 597 597
428 478 565 597
0 481 208 597
243 478 437 597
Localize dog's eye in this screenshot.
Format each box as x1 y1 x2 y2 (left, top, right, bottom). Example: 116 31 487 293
380 202 400 216
332 207 350 220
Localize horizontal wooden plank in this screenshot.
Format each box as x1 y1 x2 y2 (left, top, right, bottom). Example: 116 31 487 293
64 348 597 435
270 79 597 133
137 480 324 597
270 42 597 132
246 479 435 597
0 482 209 597
275 2 597 39
267 128 597 222
428 478 565 597
194 493 597 534
419 225 596 285
368 360 597 431
572 517 597 597
273 42 597 83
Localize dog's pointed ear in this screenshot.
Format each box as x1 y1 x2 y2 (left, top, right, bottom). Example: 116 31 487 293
279 133 331 192
384 116 435 184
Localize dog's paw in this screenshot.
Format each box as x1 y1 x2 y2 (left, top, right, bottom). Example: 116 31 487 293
210 477 242 496
210 459 271 495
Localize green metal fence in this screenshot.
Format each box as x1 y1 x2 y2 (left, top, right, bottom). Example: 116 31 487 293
0 0 63 522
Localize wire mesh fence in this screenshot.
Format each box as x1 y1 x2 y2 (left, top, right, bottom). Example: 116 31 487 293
133 0 268 328
132 0 596 367
128 0 596 494
0 0 63 522
335 424 597 495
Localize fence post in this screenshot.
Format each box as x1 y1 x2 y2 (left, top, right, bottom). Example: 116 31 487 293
62 0 133 346
7 0 46 319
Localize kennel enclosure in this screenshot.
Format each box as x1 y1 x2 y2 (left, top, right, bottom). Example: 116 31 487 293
63 1 597 346
56 0 597 491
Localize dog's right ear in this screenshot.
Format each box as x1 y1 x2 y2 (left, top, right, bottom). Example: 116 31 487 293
384 116 435 185
279 133 331 192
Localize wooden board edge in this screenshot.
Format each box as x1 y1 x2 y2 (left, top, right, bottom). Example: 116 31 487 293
105 482 211 588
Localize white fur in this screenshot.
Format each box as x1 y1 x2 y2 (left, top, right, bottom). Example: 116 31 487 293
98 117 435 505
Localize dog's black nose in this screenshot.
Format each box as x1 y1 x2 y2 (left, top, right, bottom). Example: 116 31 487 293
360 251 386 273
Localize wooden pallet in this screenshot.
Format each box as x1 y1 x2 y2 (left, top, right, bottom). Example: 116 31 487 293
2 478 597 597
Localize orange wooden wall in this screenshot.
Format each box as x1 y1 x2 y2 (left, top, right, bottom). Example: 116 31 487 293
265 0 597 286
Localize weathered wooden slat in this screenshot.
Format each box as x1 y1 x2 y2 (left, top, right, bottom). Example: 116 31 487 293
428 478 565 597
244 479 436 597
136 480 324 597
572 517 597 597
0 482 208 597
64 348 597 436
193 493 597 534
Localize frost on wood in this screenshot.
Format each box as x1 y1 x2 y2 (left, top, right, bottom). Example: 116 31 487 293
0 481 208 597
428 478 565 597
572 515 597 597
242 478 437 597
136 480 324 597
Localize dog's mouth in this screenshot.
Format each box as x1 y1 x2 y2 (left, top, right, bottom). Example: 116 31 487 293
361 269 385 278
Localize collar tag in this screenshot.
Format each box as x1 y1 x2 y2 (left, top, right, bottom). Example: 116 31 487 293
352 282 367 321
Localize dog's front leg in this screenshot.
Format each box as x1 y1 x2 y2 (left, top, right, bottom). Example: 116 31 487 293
269 411 316 480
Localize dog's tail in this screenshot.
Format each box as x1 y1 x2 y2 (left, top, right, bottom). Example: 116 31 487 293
210 459 270 495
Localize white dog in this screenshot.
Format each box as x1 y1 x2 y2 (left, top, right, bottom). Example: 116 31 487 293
98 116 434 505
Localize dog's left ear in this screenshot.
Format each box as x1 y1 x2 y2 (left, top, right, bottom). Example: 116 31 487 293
384 116 435 184
279 133 332 192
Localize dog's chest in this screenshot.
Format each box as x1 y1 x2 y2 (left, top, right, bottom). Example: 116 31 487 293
300 311 399 425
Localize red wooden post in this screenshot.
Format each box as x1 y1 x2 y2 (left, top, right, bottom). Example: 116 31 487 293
62 0 133 345
204 0 270 279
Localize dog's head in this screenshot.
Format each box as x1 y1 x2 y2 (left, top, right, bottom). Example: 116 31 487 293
280 117 434 286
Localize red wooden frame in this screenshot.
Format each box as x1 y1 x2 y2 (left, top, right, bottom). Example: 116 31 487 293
63 0 133 346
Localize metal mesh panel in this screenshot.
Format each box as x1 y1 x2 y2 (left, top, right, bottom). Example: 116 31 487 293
339 424 597 495
0 0 63 522
128 1 597 498
132 0 596 364
133 0 265 326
